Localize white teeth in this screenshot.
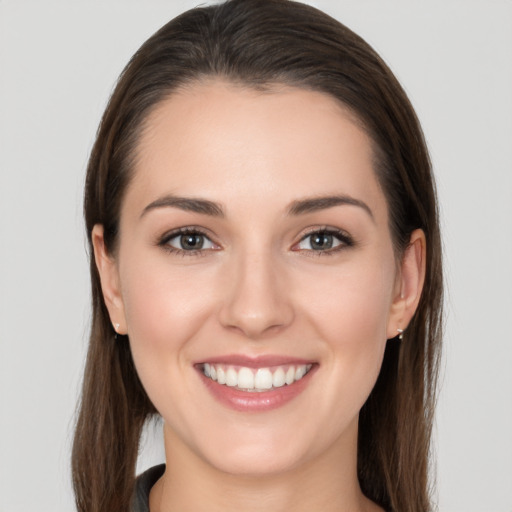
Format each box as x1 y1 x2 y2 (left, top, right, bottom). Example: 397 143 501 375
217 366 226 384
202 363 312 391
237 367 255 389
225 368 238 387
295 365 306 380
254 368 273 390
272 367 286 387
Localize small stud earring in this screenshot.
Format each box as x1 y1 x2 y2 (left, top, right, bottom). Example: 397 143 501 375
397 328 404 340
114 323 120 331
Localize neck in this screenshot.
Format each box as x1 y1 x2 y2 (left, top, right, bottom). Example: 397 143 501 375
149 421 382 512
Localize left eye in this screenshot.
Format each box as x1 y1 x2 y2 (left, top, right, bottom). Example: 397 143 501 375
166 232 216 251
296 231 348 251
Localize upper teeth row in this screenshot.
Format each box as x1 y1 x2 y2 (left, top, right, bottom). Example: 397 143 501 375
203 363 312 391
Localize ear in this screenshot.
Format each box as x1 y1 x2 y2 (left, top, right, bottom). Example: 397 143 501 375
91 224 127 335
386 229 426 339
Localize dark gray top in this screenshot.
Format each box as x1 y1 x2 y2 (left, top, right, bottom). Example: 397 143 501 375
131 464 165 512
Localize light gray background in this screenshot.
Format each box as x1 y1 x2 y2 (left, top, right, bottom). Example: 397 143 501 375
1 1 511 511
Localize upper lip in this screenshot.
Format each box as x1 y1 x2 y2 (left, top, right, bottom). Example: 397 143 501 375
195 354 315 368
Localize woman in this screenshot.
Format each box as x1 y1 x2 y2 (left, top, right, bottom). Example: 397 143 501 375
72 0 443 511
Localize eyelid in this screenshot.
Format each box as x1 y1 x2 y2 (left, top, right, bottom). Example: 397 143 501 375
291 226 354 253
156 225 353 256
157 226 220 255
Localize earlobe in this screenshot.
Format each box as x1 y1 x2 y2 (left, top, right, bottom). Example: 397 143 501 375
91 224 127 335
387 229 426 339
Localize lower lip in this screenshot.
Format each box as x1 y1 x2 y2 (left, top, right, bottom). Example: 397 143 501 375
198 366 316 412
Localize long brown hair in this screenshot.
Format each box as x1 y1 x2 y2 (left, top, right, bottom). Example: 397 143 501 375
72 1 443 511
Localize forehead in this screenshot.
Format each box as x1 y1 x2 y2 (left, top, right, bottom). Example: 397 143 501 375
125 80 387 220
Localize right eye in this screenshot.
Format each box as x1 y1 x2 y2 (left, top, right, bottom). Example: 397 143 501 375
160 229 218 254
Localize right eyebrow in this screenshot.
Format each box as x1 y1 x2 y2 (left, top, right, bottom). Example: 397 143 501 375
140 195 225 219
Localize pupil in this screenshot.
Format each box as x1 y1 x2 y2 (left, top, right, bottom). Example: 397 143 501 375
181 234 203 250
311 233 333 250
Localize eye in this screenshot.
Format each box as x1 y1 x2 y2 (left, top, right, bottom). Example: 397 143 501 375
160 229 218 254
294 229 353 253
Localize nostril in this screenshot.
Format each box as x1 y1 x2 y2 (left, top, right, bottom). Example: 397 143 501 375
222 317 289 339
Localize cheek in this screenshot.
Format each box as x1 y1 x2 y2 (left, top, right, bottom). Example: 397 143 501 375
118 255 219 397
304 254 396 341
121 255 215 341
118 259 225 436
300 255 395 408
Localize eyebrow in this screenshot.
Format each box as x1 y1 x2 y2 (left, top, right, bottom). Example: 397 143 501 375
287 195 374 220
141 195 224 218
140 193 373 221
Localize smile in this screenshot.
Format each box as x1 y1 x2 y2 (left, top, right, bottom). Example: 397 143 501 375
202 363 313 392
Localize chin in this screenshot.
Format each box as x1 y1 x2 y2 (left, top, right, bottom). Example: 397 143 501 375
205 446 304 478
191 422 326 478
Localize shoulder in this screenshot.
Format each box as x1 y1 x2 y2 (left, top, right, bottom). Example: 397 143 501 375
131 464 166 512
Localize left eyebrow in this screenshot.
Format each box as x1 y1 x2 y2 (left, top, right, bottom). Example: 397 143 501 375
287 195 374 221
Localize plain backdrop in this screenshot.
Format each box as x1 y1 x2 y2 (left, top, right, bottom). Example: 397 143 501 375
1 1 511 511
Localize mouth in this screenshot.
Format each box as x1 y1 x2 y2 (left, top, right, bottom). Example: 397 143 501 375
196 356 317 412
201 362 313 392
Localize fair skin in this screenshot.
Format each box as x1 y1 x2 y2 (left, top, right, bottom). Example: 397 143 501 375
93 81 425 512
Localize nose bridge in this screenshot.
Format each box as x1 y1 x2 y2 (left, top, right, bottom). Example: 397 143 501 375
219 243 293 338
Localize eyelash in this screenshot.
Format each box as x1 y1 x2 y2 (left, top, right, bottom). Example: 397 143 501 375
158 227 218 257
157 226 354 257
293 227 354 256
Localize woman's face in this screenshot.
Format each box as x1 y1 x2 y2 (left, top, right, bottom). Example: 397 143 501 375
96 81 415 476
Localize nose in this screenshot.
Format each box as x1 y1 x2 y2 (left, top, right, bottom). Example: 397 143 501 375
218 249 294 339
